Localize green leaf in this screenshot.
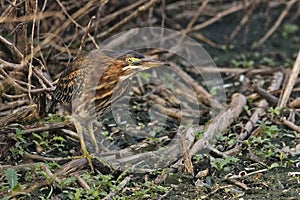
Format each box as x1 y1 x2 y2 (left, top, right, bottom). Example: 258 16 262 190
269 162 280 170
15 129 25 143
52 136 66 142
5 168 18 190
32 132 43 141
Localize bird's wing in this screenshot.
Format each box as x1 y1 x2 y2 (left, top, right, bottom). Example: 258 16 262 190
52 56 88 103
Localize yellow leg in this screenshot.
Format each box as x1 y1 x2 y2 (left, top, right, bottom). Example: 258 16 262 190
87 121 99 153
73 119 94 171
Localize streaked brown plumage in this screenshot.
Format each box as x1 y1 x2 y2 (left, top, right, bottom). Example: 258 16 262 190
51 49 165 168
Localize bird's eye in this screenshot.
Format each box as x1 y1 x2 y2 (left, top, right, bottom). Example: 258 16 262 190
126 58 133 63
126 57 140 65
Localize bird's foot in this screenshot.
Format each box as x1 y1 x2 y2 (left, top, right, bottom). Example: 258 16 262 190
82 149 95 171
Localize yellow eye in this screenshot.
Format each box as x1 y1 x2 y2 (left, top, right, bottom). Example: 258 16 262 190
126 57 133 63
126 57 140 65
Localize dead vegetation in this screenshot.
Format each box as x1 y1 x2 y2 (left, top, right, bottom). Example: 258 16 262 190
0 0 300 199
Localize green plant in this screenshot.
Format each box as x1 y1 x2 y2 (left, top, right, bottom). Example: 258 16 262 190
282 24 299 38
210 156 239 171
231 54 255 68
4 168 19 191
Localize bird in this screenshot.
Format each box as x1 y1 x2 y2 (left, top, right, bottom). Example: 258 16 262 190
50 49 166 169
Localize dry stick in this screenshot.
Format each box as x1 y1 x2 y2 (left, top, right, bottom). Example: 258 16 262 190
75 174 91 190
75 16 96 59
21 121 72 134
73 0 146 43
191 0 257 31
170 63 224 110
24 152 67 162
0 0 16 22
0 99 29 111
32 67 54 88
223 178 250 191
178 0 209 45
29 0 99 59
280 118 300 132
98 0 147 25
251 83 279 105
225 71 284 155
278 49 300 108
271 117 300 133
0 163 41 172
224 100 268 156
0 59 23 69
228 1 256 43
188 93 247 156
172 81 198 107
0 67 52 93
166 0 215 48
0 105 36 127
0 11 63 23
252 0 298 49
147 93 169 107
181 130 194 175
150 104 200 121
2 93 28 99
270 70 285 92
36 0 48 67
183 0 209 34
191 33 218 48
55 0 99 49
0 65 52 95
96 0 162 39
27 0 38 102
289 97 300 108
0 35 24 63
0 68 28 92
188 66 274 75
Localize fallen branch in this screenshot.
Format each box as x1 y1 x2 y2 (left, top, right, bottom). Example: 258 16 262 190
189 93 246 156
278 49 300 108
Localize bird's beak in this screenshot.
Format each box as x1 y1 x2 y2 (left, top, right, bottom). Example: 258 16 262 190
136 58 168 68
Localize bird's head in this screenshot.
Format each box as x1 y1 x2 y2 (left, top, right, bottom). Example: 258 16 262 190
109 50 166 79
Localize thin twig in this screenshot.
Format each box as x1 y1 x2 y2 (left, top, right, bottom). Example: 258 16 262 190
191 0 257 31
278 49 300 108
252 0 298 49
75 16 96 59
55 0 99 49
28 0 38 102
96 0 161 39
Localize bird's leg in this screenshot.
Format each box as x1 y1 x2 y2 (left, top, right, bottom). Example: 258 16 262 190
87 121 99 153
73 119 94 171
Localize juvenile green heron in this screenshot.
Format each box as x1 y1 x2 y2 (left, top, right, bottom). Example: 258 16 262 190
51 49 165 168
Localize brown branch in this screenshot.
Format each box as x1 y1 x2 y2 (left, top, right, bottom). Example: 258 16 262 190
55 0 99 49
98 0 147 25
29 0 100 59
21 121 72 134
0 35 24 63
191 0 258 32
75 16 96 59
170 62 224 110
189 93 247 156
0 11 63 23
228 1 256 43
250 83 279 105
95 0 162 39
251 0 298 49
278 49 300 108
0 104 37 127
